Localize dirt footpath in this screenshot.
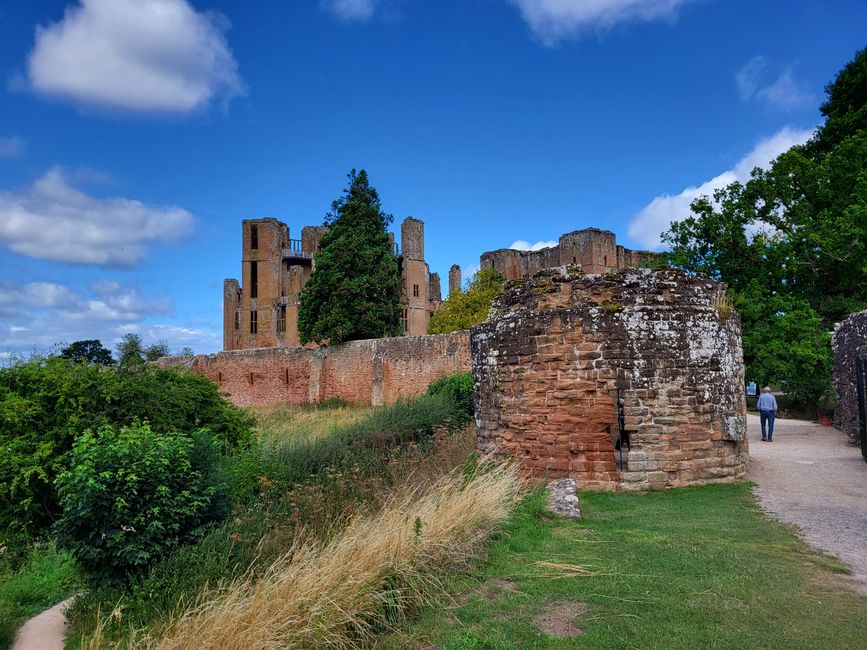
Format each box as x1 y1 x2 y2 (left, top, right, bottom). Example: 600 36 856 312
748 414 867 595
10 598 72 650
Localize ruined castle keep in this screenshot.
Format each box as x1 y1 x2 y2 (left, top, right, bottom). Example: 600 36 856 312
472 266 748 491
479 228 652 282
223 216 442 350
182 219 751 492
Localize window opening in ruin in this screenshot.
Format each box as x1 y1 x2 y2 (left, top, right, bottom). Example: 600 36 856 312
604 255 607 266
413 284 419 298
284 368 289 384
234 310 240 330
277 305 286 333
573 256 576 263
250 224 258 249
250 310 258 334
217 371 222 382
250 261 258 299
401 309 408 332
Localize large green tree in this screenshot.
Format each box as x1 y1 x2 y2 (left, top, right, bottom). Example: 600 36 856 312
298 169 402 345
59 339 113 365
428 268 506 334
661 47 867 404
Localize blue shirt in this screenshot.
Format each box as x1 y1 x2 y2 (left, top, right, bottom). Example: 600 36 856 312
757 393 777 412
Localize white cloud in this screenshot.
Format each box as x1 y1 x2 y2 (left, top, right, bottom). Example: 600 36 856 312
0 280 216 355
510 239 558 251
322 0 377 22
0 281 172 321
25 0 244 113
460 264 480 283
0 167 193 267
627 126 814 249
736 56 813 111
143 324 221 352
0 137 25 159
505 0 695 45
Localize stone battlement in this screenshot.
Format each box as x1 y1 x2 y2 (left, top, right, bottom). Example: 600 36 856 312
480 227 653 281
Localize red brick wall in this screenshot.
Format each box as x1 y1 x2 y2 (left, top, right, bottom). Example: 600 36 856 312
158 332 470 407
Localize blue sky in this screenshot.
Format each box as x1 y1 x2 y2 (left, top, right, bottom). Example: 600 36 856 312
0 0 865 356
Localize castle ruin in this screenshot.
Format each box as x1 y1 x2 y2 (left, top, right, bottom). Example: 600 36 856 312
160 220 753 492
472 266 748 491
223 216 442 350
479 228 652 281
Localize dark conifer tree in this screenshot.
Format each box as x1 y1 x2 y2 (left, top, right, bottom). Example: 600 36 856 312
298 169 402 344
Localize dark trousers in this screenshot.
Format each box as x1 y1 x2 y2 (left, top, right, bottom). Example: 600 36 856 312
760 410 775 440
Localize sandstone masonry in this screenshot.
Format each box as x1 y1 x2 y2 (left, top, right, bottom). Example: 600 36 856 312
158 331 470 407
472 267 748 491
832 309 867 445
480 228 653 281
224 216 445 351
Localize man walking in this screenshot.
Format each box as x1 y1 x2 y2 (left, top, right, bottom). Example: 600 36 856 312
757 387 778 441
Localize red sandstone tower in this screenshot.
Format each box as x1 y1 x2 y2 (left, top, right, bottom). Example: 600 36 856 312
224 216 440 351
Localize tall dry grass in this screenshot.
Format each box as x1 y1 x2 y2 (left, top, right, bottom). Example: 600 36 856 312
252 402 373 443
139 462 520 650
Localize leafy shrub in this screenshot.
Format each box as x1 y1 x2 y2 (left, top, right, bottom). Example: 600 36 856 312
68 404 479 644
55 422 226 583
427 372 474 418
428 268 505 334
0 358 253 555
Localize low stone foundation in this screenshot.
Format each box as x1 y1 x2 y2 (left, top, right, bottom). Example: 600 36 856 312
472 267 748 491
157 332 471 407
832 310 867 445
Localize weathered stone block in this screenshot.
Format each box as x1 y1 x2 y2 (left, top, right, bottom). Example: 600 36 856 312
472 267 748 491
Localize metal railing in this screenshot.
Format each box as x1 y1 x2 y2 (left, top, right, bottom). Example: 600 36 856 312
282 239 399 258
282 238 313 259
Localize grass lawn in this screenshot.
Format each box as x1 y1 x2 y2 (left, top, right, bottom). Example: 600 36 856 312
0 546 81 649
384 483 867 649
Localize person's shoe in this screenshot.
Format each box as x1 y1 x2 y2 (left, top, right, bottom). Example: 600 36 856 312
761 437 767 441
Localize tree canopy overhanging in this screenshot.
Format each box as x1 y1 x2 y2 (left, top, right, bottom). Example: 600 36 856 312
661 47 867 405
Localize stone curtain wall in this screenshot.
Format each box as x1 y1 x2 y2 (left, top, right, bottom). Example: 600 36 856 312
158 332 471 407
832 310 867 445
472 267 748 491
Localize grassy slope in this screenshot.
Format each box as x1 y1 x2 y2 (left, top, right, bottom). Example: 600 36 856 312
251 402 374 443
386 483 867 649
0 546 81 649
66 398 474 647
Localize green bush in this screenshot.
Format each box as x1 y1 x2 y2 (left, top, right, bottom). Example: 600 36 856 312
67 392 471 642
0 358 253 555
427 372 474 419
54 423 226 583
428 268 505 334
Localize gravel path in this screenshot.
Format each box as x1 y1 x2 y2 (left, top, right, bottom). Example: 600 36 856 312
748 414 867 595
10 598 72 650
